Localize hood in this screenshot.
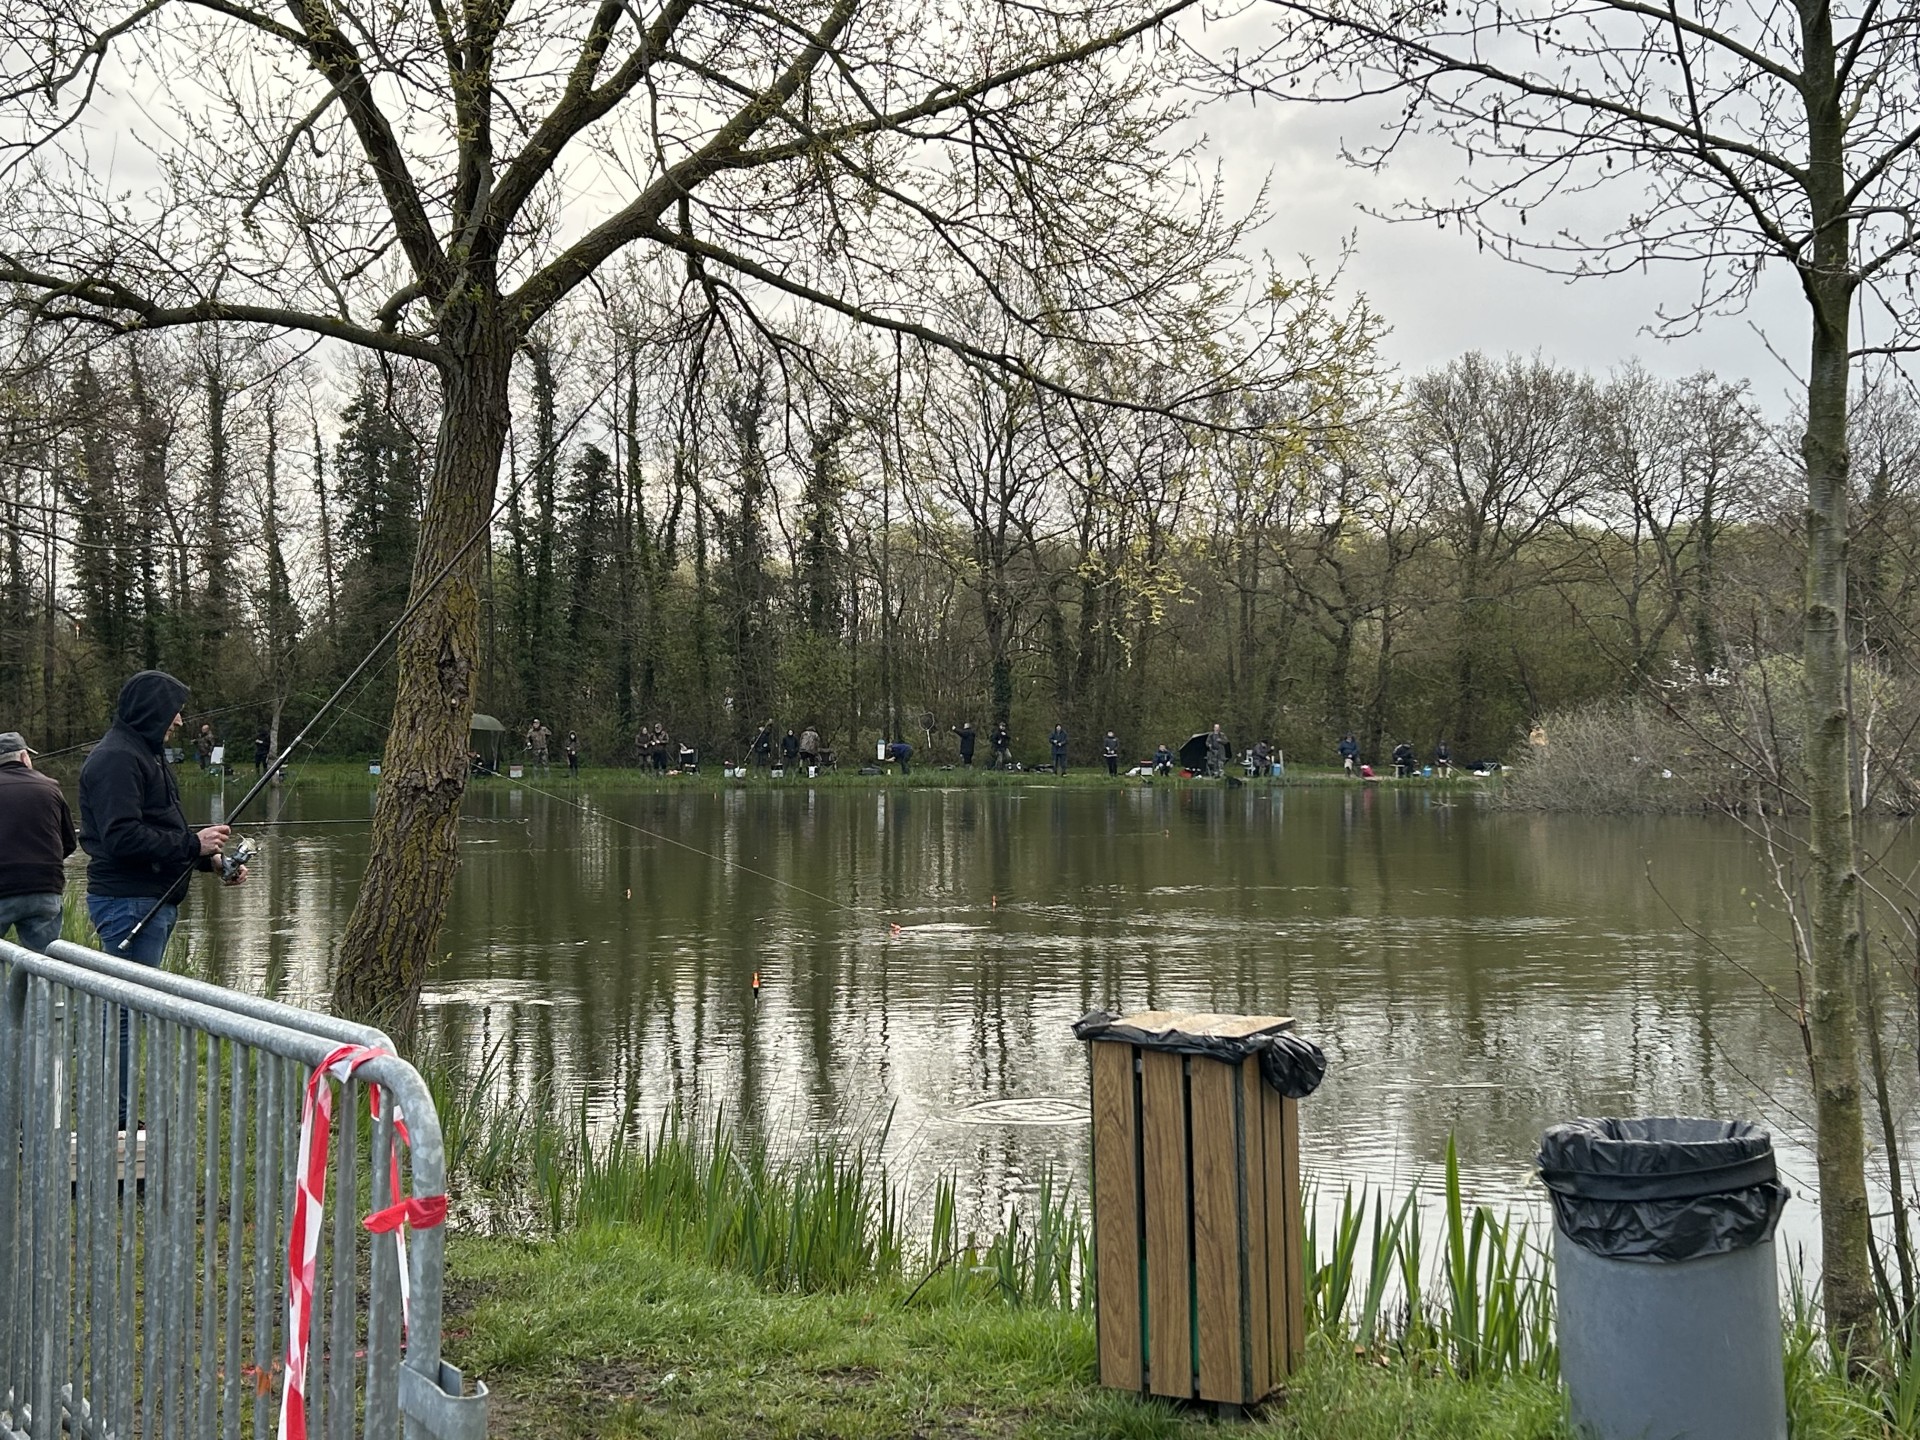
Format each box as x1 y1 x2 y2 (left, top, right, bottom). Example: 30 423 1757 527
115 670 190 750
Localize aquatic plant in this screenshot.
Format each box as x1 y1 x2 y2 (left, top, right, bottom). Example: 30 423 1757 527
432 1063 1553 1372
1305 1138 1555 1382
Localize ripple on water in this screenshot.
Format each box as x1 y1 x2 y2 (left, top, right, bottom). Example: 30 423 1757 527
418 978 573 1008
952 1097 1090 1126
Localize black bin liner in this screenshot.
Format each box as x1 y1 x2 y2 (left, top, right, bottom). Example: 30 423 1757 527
1072 1009 1326 1099
1538 1117 1789 1263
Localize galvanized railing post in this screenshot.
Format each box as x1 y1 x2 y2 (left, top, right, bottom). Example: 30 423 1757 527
0 938 489 1440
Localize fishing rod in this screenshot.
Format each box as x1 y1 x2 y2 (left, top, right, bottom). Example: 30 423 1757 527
118 369 624 952
118 544 477 949
31 700 266 763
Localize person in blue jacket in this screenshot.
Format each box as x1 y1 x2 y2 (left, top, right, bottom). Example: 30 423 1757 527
1049 724 1068 774
888 739 913 775
1153 742 1174 775
1338 732 1359 775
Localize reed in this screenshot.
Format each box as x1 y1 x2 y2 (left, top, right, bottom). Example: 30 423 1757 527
426 1077 1920 1432
1779 1258 1920 1439
1304 1139 1555 1381
436 1062 1550 1364
426 1060 1103 1309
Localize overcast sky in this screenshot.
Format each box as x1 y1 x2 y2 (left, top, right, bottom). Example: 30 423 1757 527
1200 91 1814 410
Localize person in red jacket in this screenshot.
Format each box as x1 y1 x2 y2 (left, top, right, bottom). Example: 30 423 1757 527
0 730 75 952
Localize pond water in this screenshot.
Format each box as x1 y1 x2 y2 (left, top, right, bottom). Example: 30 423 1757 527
177 778 1910 1257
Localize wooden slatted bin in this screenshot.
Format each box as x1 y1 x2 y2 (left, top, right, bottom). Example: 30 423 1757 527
1084 1011 1305 1406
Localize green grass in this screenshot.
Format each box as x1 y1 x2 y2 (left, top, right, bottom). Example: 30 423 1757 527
430 1072 1920 1438
428 1073 1576 1437
446 1226 1574 1440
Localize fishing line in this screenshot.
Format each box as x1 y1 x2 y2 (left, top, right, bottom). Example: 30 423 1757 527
115 366 625 951
31 699 268 762
225 817 531 827
497 771 874 922
262 680 856 918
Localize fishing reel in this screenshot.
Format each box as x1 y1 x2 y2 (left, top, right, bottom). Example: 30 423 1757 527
219 835 256 883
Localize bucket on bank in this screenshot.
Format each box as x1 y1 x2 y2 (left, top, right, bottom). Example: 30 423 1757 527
1539 1116 1790 1440
1074 1009 1326 1408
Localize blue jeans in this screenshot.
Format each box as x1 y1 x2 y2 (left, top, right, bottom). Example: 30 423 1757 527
87 895 178 1127
87 895 178 967
0 892 62 952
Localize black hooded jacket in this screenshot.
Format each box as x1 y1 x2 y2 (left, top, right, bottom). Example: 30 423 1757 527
79 671 211 900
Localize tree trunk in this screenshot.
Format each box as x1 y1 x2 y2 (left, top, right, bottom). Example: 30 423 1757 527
1364 608 1394 759
1452 548 1484 755
1798 24 1876 1351
1802 291 1877 1357
40 475 57 742
879 466 896 742
333 328 512 1035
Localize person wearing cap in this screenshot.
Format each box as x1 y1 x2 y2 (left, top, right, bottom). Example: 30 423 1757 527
525 718 551 770
0 732 76 953
79 670 247 969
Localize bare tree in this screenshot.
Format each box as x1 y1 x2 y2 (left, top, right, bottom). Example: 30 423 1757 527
1405 353 1592 754
1578 365 1765 680
0 0 1259 1031
1241 0 1920 1350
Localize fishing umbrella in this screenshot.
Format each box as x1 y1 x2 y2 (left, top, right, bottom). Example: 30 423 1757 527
469 713 506 771
1179 733 1227 772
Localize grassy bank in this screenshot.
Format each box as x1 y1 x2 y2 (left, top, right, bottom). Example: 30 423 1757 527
447 1229 1571 1440
429 1077 1912 1438
179 758 1491 795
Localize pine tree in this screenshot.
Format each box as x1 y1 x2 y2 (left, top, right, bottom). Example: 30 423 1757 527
61 358 135 676
332 379 420 742
561 443 614 714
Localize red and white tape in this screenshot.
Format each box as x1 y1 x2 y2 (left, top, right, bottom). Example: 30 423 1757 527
280 1044 447 1440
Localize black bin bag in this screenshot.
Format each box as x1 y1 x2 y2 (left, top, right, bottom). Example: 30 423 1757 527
1071 1008 1326 1098
1537 1116 1789 1263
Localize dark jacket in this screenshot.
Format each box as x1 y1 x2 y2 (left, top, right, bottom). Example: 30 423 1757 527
79 671 210 900
0 761 76 898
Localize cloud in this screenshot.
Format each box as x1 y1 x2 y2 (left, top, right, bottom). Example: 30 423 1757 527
1198 92 1810 405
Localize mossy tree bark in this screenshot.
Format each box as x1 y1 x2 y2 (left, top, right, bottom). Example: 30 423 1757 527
332 307 514 1035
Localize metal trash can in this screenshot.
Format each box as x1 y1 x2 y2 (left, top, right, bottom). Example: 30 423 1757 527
1073 1009 1325 1406
1539 1117 1790 1440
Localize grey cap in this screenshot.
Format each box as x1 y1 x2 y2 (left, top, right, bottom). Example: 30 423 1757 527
0 732 31 760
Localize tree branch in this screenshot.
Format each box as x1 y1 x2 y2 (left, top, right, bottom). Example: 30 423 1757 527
0 255 445 362
484 0 698 239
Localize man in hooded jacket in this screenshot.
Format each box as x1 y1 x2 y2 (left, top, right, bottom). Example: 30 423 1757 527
79 670 246 968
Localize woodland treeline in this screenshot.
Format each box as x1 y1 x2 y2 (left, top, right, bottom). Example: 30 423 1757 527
7 302 1916 769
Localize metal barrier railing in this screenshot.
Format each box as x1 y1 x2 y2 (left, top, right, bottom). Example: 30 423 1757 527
0 938 488 1440
42 939 394 1052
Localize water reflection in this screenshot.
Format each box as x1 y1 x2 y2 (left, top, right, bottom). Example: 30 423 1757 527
184 782 1910 1253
